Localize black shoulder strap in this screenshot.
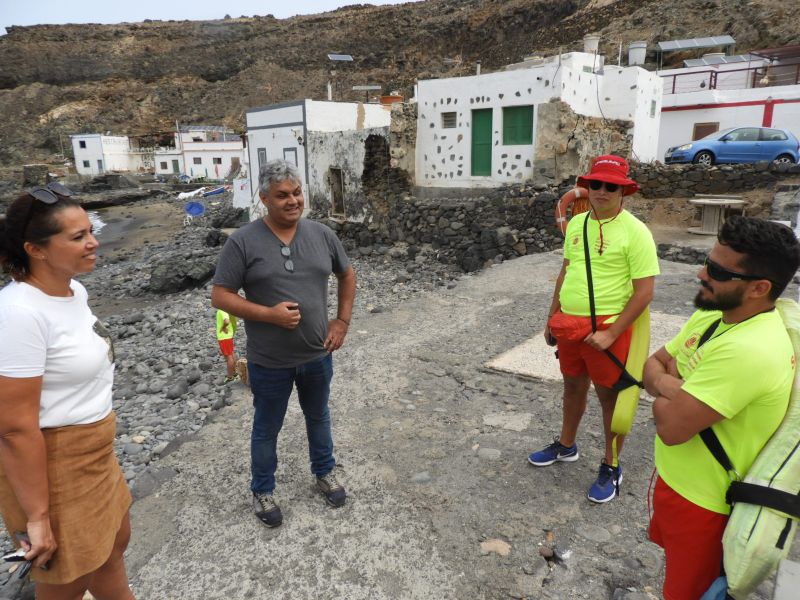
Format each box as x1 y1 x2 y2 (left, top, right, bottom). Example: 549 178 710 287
582 214 598 333
699 428 736 475
727 481 800 519
582 213 642 391
697 318 731 473
697 318 722 349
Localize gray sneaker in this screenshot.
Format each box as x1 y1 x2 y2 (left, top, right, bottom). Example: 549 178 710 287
253 493 283 527
316 472 347 507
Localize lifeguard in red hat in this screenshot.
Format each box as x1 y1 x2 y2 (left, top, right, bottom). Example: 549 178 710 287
528 154 660 503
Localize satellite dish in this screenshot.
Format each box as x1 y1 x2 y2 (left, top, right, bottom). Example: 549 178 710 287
185 201 205 217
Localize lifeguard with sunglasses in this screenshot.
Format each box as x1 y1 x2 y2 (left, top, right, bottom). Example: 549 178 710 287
0 184 136 598
211 160 356 528
643 216 800 600
528 155 660 504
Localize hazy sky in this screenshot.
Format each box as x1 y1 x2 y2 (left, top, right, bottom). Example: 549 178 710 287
0 0 422 35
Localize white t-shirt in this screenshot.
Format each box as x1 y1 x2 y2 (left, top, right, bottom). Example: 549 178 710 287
0 280 113 428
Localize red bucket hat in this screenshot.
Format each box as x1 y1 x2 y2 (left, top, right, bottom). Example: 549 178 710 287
577 155 640 196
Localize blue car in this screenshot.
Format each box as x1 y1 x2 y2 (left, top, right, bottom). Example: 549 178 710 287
664 126 800 166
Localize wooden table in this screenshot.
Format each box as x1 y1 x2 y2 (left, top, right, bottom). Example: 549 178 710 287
688 196 746 235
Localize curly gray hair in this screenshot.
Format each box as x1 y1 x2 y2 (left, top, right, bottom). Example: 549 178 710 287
258 159 302 195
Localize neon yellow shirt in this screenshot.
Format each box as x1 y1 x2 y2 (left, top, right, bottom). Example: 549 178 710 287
216 310 236 341
657 309 793 514
560 210 659 316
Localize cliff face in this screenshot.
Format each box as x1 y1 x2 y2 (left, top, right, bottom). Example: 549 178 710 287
0 0 797 163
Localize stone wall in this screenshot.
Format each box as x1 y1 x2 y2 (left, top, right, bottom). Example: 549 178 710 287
389 102 416 184
630 161 800 198
533 99 632 185
305 126 389 221
325 184 564 272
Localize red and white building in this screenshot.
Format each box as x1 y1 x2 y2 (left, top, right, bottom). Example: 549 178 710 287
154 126 245 179
657 45 800 160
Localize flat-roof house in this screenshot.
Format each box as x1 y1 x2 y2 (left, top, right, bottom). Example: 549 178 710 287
245 100 391 220
414 51 663 188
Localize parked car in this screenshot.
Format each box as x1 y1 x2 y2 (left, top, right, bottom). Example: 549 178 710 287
664 127 800 166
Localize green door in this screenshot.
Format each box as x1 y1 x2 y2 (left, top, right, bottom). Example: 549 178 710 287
471 109 492 176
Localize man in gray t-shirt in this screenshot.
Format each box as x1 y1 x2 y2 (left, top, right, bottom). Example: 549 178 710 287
211 159 356 528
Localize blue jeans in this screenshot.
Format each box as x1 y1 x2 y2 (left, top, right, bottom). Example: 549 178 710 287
248 354 336 495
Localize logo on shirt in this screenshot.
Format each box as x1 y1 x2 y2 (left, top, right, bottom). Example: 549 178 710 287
572 235 580 246
93 320 116 364
685 335 698 349
792 355 796 370
593 238 613 253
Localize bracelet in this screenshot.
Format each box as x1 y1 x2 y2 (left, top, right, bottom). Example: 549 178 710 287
336 317 350 326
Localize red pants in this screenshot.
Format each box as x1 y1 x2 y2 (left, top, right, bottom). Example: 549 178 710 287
218 338 234 356
549 312 632 389
649 476 728 600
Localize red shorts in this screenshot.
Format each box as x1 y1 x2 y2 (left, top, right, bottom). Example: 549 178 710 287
649 476 728 600
550 313 632 389
218 338 234 356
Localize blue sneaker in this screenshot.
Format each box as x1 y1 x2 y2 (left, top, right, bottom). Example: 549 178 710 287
587 462 623 503
527 437 579 466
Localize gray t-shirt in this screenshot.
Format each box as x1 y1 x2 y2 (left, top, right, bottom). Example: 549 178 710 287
212 218 350 368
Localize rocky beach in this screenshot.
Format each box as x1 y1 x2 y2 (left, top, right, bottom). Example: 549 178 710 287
1 190 798 600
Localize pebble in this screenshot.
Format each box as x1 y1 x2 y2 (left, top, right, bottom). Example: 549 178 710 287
576 524 612 543
124 443 143 455
479 539 511 556
477 448 502 460
411 471 432 483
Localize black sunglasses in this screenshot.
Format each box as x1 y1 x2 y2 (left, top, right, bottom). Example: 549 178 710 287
588 180 620 193
280 245 294 273
27 182 73 204
704 257 769 282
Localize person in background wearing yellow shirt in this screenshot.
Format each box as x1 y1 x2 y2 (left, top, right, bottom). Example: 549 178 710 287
528 155 659 503
644 216 799 600
216 309 237 383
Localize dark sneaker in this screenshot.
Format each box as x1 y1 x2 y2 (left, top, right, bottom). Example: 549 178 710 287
587 462 623 504
317 472 347 508
527 437 580 466
253 493 283 527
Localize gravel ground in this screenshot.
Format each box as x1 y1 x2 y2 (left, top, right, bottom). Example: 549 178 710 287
1 196 797 599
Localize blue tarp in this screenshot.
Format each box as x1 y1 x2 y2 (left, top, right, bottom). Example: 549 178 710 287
184 201 205 217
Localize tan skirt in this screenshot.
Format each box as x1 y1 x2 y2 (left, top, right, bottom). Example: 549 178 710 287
0 411 132 585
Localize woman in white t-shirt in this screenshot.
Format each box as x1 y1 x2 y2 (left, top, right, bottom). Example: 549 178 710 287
0 184 135 599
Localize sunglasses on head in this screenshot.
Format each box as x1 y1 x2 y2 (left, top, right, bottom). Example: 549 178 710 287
588 180 620 193
704 257 769 282
27 182 73 204
280 245 294 273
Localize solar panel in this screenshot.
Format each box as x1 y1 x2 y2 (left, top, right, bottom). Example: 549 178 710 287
657 35 736 52
683 54 755 67
328 54 354 61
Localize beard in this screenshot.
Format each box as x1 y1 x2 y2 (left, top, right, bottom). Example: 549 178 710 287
694 281 745 311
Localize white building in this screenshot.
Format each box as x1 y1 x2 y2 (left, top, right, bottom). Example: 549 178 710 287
414 52 663 188
154 126 244 179
245 100 391 219
657 46 800 159
70 134 132 176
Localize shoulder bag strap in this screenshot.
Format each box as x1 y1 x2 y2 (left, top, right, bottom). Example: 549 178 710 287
582 213 641 390
696 318 738 481
582 213 598 333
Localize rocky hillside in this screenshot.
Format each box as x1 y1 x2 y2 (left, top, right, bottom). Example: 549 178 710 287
0 0 797 164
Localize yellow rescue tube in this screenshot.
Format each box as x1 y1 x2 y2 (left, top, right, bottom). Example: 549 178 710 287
611 306 651 435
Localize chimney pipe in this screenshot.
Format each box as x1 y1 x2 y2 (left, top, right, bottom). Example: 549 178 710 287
628 41 647 66
476 60 481 75
583 34 600 54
